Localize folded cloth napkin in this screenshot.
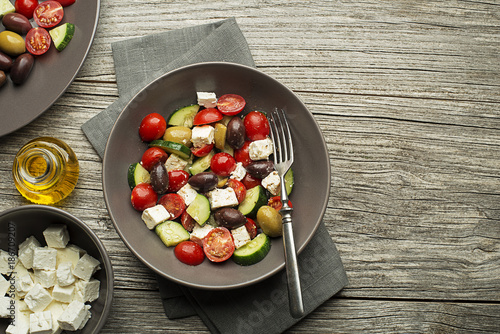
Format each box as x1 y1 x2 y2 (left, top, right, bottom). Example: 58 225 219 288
81 18 348 334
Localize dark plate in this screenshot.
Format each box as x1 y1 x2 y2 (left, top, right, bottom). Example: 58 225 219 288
103 62 330 290
0 0 100 137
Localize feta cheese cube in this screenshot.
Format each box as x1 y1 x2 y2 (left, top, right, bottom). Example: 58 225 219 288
0 296 12 318
177 183 198 206
32 248 57 271
56 262 75 287
52 284 75 303
73 254 100 281
0 249 17 275
190 223 214 245
42 225 70 249
207 187 239 209
45 301 68 334
33 269 56 288
75 278 100 303
13 261 30 280
66 244 87 257
231 225 252 249
249 137 274 161
141 204 171 230
191 125 215 148
0 273 9 296
15 274 34 298
197 92 217 108
78 305 92 330
5 309 30 334
165 154 189 172
18 236 41 269
230 162 247 181
29 311 52 334
24 283 52 312
261 171 281 196
57 300 88 331
55 247 80 269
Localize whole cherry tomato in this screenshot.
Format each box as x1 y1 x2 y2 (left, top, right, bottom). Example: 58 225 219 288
244 111 270 141
216 94 246 116
234 141 252 167
226 179 246 204
141 147 168 171
210 152 236 177
131 183 158 211
57 0 76 7
174 241 205 266
14 0 38 19
242 173 261 190
139 113 167 142
203 227 235 262
193 108 223 125
158 193 185 219
33 1 63 28
166 170 190 193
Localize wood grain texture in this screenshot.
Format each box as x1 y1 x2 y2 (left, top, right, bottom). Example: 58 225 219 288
0 0 499 332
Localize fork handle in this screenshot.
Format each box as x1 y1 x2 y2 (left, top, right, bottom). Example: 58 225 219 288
282 216 305 318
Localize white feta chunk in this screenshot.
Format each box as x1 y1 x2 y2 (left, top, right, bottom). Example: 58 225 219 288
141 204 171 230
231 225 252 249
78 305 92 330
0 296 12 318
197 92 217 108
32 247 57 271
56 262 75 287
191 125 215 148
29 311 52 334
13 261 30 280
261 171 281 196
177 183 198 206
0 273 10 296
52 284 75 303
18 236 41 269
230 162 247 181
75 278 100 303
5 309 30 334
42 225 70 249
190 223 215 245
33 269 56 288
24 283 52 312
207 187 239 209
15 274 34 298
165 154 189 172
55 246 80 269
249 137 274 161
0 249 17 275
57 300 87 331
45 300 67 334
73 254 100 281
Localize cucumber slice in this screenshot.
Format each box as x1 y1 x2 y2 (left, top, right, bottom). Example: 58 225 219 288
0 0 15 18
49 23 75 51
238 185 267 218
149 140 191 160
284 168 294 196
127 163 150 189
186 194 211 226
189 150 214 175
167 104 200 128
155 220 190 247
233 233 271 266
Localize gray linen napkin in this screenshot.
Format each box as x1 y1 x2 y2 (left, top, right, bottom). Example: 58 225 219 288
81 18 348 334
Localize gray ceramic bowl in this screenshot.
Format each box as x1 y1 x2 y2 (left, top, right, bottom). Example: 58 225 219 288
103 62 330 290
0 205 113 333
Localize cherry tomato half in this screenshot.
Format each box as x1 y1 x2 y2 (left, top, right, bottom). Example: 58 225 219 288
131 183 158 211
226 179 246 204
180 211 196 233
242 173 261 190
167 170 190 193
174 241 205 266
191 143 214 157
14 0 38 19
234 141 252 167
244 111 270 141
158 193 186 219
139 113 167 142
245 218 258 239
57 0 76 7
141 147 168 171
210 152 236 177
203 227 235 262
216 94 246 116
33 1 64 29
25 28 51 56
268 196 293 211
193 108 223 125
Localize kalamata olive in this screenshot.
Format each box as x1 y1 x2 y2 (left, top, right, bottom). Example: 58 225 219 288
150 161 169 194
0 51 12 72
10 53 34 85
188 172 218 193
226 116 245 149
0 31 26 56
2 13 32 35
246 160 275 179
0 71 6 88
214 208 247 229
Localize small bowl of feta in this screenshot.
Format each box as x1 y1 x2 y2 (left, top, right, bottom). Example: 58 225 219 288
0 205 114 334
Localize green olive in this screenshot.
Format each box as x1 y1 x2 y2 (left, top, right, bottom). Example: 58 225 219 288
163 126 192 147
256 205 282 237
0 31 26 57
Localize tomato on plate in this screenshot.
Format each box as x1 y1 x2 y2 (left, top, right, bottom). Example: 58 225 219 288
131 183 158 211
210 152 236 177
216 94 246 116
14 0 38 19
180 211 196 233
141 147 168 171
268 196 293 211
203 227 235 262
174 241 205 266
191 143 214 157
234 141 252 167
25 28 51 56
245 218 258 239
159 193 186 219
139 113 167 142
242 173 261 190
167 170 190 193
244 111 270 141
33 1 64 29
226 179 246 203
193 108 223 125
57 0 76 7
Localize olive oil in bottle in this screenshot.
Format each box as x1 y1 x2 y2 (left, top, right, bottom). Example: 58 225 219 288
12 137 79 205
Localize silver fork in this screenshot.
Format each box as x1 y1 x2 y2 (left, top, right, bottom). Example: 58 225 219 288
269 108 304 319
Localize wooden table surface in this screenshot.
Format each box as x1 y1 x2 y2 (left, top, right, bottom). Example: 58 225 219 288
1 0 499 333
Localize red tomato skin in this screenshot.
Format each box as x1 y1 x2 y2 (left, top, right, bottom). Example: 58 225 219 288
191 144 214 157
242 173 261 190
25 28 51 56
140 147 168 171
193 108 223 125
14 0 38 19
234 141 252 167
56 0 76 6
158 193 186 219
167 170 190 193
244 111 270 141
174 241 205 266
226 179 246 204
210 152 236 177
216 94 246 116
268 196 293 211
131 183 158 211
245 218 258 239
33 1 64 28
180 211 196 233
139 113 167 142
203 227 235 262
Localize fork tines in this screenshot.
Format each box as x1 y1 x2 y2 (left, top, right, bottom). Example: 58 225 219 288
269 108 294 169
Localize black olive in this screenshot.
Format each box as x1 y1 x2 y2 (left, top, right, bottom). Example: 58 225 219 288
214 208 247 229
150 161 169 194
246 160 275 179
188 172 218 193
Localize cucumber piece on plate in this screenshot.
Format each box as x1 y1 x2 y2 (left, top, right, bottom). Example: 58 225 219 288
127 163 150 189
189 150 214 175
0 0 15 18
167 104 200 128
49 23 75 51
233 233 271 266
238 185 267 218
149 140 191 160
155 220 190 247
186 194 211 226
